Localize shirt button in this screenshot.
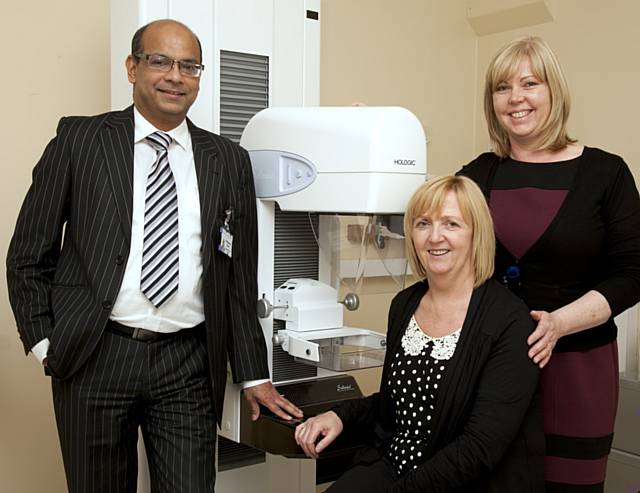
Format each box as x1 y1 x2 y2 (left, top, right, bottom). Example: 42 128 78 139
115 255 124 265
102 300 113 309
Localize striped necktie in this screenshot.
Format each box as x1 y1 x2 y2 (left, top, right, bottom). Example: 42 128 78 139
140 131 179 307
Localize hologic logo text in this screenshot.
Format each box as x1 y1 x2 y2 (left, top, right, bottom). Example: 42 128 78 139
394 159 416 166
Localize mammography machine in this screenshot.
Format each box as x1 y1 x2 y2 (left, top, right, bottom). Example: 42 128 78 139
219 106 427 475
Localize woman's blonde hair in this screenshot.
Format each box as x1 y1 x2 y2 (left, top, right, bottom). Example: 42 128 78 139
404 176 495 287
484 36 577 157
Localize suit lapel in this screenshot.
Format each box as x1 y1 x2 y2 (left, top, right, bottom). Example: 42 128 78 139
100 106 135 245
97 112 222 268
189 121 222 272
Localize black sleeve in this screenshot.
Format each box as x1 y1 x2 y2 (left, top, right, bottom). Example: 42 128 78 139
593 157 640 316
6 118 72 354
387 309 539 492
332 392 382 431
226 144 269 381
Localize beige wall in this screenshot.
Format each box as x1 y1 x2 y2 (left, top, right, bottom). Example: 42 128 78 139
1 1 110 490
3 0 640 490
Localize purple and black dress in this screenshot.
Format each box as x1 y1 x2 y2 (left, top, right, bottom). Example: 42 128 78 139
460 147 640 493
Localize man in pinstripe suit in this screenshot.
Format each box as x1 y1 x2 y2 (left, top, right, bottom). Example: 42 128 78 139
6 19 301 492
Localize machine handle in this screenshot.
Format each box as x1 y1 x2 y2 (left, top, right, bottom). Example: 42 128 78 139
257 293 288 319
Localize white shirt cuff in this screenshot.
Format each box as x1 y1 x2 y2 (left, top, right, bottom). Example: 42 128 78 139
31 339 50 364
241 378 270 389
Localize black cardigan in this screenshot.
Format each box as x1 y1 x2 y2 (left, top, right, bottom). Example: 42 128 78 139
458 147 640 352
333 280 544 493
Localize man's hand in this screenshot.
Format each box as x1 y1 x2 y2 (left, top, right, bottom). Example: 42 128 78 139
243 382 303 421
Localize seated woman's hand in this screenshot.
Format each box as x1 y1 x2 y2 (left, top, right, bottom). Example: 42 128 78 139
294 411 343 459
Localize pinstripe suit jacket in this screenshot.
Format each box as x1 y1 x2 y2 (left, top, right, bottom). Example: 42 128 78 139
6 106 269 422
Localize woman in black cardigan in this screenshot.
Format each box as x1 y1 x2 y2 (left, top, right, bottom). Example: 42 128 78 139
295 176 544 492
458 36 640 492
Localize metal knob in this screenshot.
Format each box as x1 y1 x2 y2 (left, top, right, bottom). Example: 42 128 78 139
340 292 360 311
257 294 288 319
272 333 286 346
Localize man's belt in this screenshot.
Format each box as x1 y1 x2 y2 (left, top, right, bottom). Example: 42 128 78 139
106 320 202 342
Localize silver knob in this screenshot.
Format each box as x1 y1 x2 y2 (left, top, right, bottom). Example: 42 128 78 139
272 333 286 346
257 294 288 318
340 292 360 311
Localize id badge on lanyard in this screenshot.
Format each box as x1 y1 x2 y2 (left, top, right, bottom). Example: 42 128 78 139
218 208 233 258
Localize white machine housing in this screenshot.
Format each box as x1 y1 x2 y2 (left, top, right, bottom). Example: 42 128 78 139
242 106 427 213
238 105 426 373
234 105 427 377
274 279 343 332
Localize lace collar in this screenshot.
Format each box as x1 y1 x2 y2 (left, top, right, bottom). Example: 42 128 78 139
401 315 461 359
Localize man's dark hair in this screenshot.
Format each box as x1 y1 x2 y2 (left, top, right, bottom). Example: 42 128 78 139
131 20 203 62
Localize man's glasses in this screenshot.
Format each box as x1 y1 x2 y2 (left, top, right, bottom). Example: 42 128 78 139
135 53 204 78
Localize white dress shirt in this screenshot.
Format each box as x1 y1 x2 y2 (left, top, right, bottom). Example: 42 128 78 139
110 108 205 329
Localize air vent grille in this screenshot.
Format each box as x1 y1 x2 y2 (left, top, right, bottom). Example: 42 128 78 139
219 50 269 143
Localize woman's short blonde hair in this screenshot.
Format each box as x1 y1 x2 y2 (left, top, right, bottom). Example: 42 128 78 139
404 176 495 287
484 36 577 157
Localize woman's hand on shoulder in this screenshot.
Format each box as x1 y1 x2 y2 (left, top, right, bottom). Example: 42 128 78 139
294 411 344 459
527 310 562 368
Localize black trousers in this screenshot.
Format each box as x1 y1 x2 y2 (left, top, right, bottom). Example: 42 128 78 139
326 455 397 493
51 327 216 493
